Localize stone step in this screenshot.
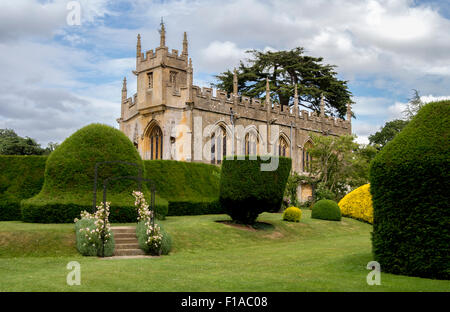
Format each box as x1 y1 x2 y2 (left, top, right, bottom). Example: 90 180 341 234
115 243 140 250
111 227 136 234
114 248 145 256
115 238 138 244
114 233 137 239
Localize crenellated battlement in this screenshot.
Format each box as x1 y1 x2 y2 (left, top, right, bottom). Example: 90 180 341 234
188 85 350 134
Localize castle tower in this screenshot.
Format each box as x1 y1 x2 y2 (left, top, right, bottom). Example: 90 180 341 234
134 22 190 114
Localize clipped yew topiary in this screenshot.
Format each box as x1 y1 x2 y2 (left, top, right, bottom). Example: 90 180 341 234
370 100 450 279
219 156 292 224
21 124 168 223
311 199 341 221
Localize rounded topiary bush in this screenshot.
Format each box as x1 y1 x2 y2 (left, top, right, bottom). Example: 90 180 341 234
282 206 302 222
338 184 373 224
370 100 450 279
219 156 292 224
311 199 341 221
21 123 168 223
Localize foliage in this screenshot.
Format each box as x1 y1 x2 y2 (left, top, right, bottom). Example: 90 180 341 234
368 119 409 149
0 129 46 155
282 206 302 222
370 100 450 279
144 160 221 215
314 182 336 201
74 202 114 257
168 199 222 216
311 199 341 221
300 134 377 202
219 156 291 224
283 172 303 208
0 155 47 220
338 184 373 224
214 48 352 118
21 124 168 223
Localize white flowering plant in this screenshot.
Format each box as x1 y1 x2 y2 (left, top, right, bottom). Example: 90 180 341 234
74 201 114 257
133 191 163 256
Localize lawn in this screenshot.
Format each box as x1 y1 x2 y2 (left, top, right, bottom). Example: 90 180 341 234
0 210 449 291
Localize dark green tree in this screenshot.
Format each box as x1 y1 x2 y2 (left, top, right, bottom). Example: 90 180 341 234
368 119 409 149
0 129 45 155
214 48 352 118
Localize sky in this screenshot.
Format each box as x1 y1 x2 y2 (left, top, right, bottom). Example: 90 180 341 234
0 0 449 146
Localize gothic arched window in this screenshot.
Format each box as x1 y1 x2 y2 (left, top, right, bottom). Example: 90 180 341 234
278 136 289 157
244 132 258 156
149 125 163 160
211 126 227 165
303 141 313 172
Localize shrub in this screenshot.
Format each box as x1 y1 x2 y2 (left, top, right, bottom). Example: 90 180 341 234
75 217 115 257
338 184 373 224
0 155 46 220
219 156 292 224
144 160 221 215
311 199 341 221
282 207 302 222
136 221 172 255
370 100 450 279
21 124 167 223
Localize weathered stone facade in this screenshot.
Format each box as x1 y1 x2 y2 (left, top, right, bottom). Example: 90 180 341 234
117 24 352 202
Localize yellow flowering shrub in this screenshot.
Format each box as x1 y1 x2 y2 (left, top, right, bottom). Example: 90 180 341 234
338 184 373 224
282 206 302 222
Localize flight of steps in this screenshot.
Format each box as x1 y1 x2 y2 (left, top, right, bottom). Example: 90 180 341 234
111 226 145 256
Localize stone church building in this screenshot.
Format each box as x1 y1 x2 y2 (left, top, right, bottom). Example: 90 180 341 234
117 23 352 202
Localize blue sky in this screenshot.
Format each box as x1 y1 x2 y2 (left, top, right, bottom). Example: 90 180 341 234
0 0 449 145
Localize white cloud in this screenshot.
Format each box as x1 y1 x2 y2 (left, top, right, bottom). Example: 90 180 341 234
421 94 450 103
387 102 407 121
199 41 247 73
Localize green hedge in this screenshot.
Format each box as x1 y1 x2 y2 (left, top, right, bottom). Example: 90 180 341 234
370 100 450 279
219 156 292 224
21 194 168 223
167 199 221 216
22 124 167 223
311 199 341 221
144 160 222 215
0 155 47 220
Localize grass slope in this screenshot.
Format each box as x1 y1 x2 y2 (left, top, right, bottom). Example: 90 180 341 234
0 211 449 291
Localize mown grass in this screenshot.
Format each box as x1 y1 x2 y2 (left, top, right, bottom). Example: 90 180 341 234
0 211 449 291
